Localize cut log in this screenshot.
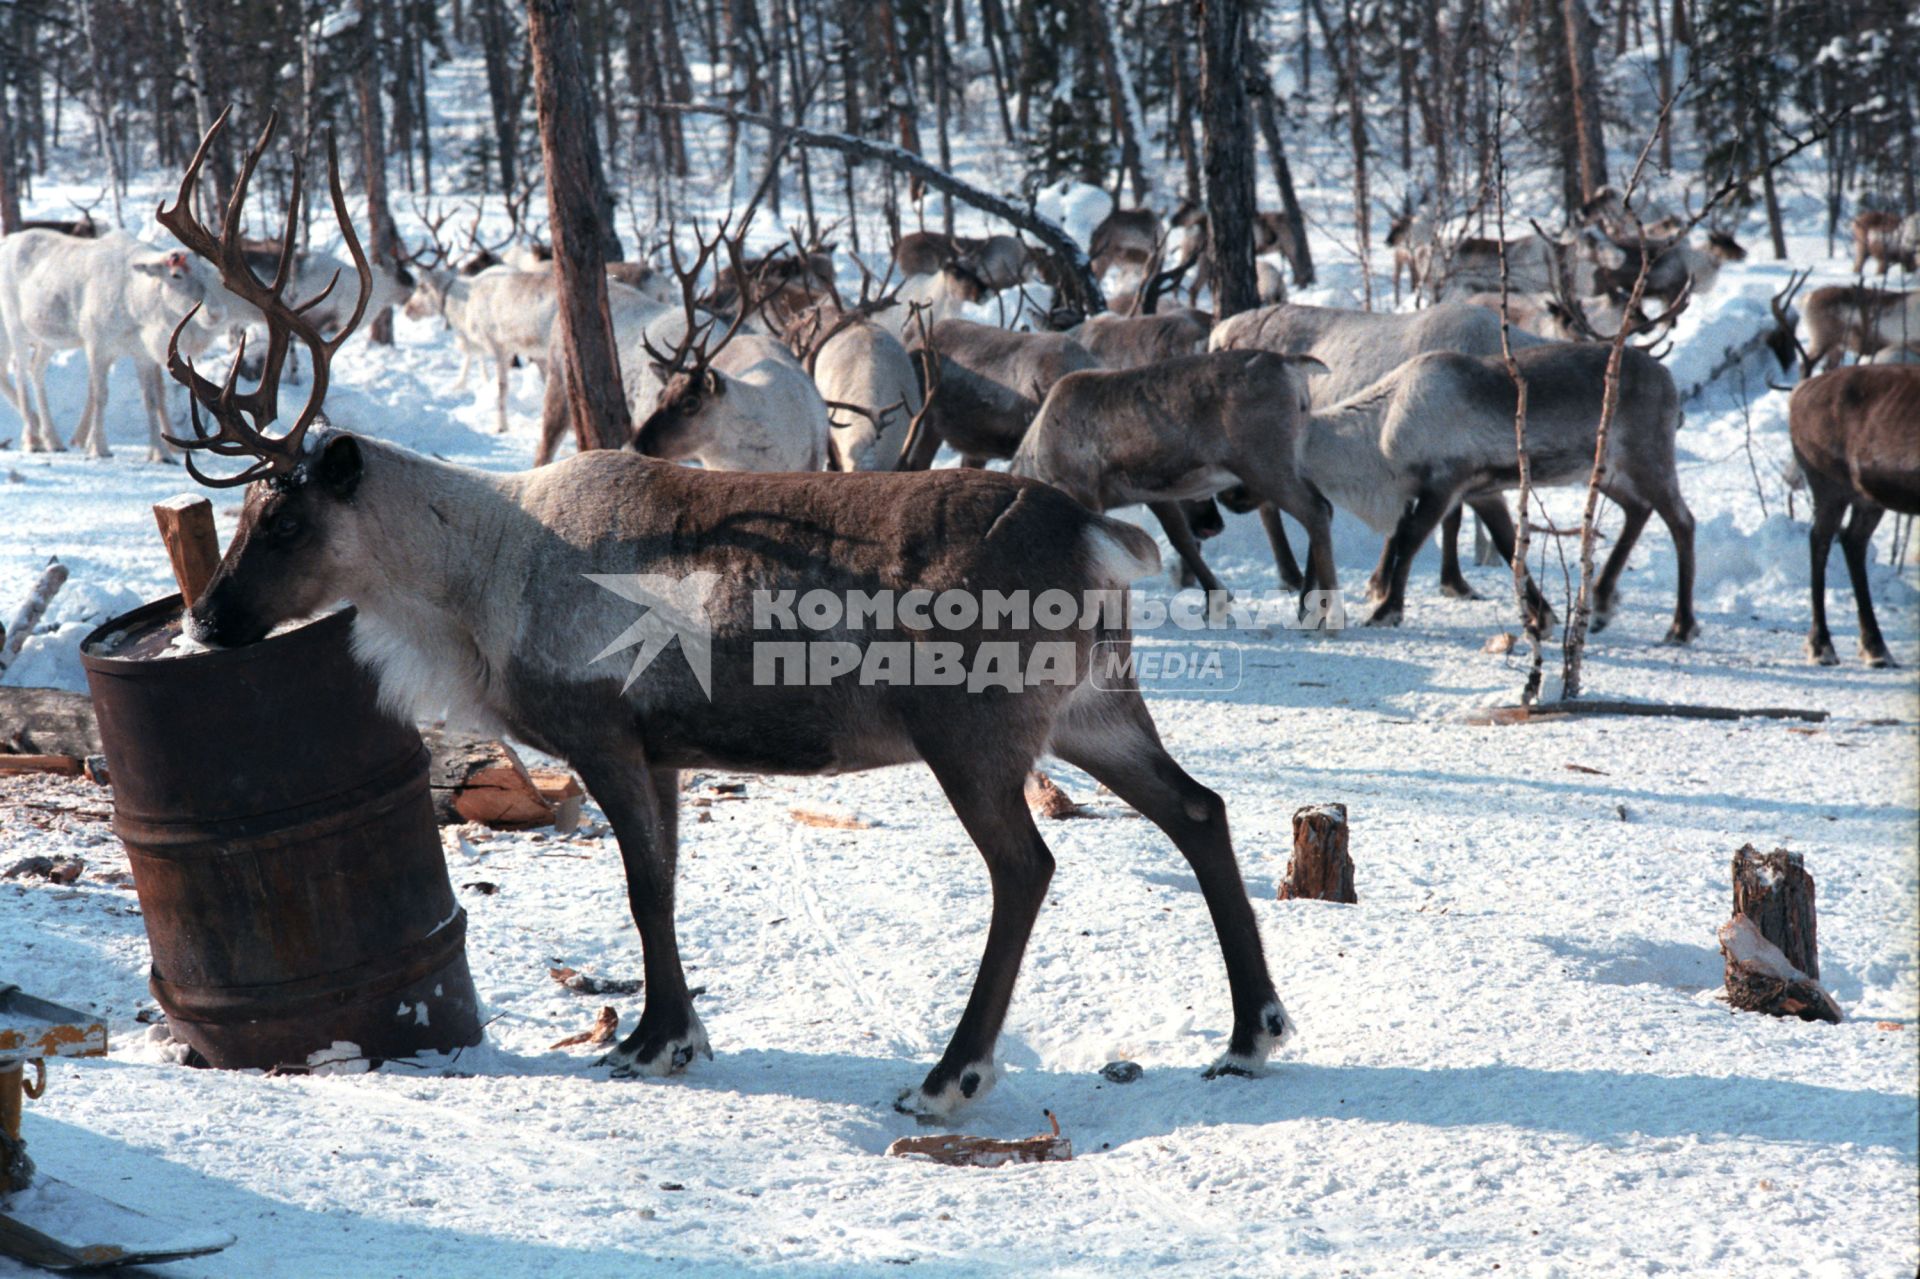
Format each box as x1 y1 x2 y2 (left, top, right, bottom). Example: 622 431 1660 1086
528 769 585 833
0 755 82 777
1278 803 1356 903
1464 700 1829 726
0 689 103 758
421 729 556 829
1731 844 1820 978
1719 916 1842 1024
152 495 221 607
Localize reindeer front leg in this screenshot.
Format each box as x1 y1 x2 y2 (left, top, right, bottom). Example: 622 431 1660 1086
577 755 709 1076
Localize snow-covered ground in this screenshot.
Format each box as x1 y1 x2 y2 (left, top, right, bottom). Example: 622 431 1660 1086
4 32 1919 1279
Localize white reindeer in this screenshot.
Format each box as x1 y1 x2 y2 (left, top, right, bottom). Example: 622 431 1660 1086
0 230 230 460
405 266 557 433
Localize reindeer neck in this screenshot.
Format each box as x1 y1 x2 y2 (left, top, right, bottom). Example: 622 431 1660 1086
350 440 523 630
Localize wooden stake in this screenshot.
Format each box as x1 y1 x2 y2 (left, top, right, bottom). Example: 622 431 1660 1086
152 495 221 607
1279 803 1356 903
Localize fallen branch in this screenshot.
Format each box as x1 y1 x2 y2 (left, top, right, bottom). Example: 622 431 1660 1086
886 1110 1072 1167
1464 700 1829 726
0 561 69 681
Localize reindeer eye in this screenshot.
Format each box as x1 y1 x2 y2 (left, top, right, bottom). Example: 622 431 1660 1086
266 512 305 542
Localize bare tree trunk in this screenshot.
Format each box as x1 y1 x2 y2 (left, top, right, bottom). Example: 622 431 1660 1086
0 77 20 234
172 0 229 225
77 0 125 225
528 0 631 453
1249 46 1314 285
1342 0 1372 309
1561 0 1606 206
355 15 398 345
1170 23 1202 203
1199 0 1259 319
1084 0 1148 203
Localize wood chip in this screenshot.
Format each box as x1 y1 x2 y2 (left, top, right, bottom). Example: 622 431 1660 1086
550 1005 619 1049
790 802 871 830
1024 771 1089 819
887 1112 1072 1167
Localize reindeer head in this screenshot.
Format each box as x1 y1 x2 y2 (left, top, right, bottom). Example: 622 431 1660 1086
632 222 761 461
155 107 375 646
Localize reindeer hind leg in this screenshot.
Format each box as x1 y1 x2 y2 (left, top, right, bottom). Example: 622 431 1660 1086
1050 685 1290 1076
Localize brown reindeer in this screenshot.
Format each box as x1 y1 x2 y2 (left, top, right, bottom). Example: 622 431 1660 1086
1786 365 1920 666
897 317 1098 469
160 110 1296 1118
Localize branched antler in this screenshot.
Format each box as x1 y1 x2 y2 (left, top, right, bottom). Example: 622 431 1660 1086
639 219 760 386
157 106 373 488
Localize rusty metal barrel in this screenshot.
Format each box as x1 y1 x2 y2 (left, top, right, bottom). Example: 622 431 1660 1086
79 597 482 1070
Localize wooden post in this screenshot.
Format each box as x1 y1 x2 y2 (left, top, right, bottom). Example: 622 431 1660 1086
1720 844 1840 1023
153 495 221 607
1279 803 1356 903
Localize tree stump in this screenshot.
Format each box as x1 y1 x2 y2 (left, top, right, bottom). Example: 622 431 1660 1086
1278 803 1355 903
1721 845 1840 1023
1730 845 1819 978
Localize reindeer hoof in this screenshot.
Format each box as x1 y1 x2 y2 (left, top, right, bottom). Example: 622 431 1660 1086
1589 611 1611 634
1203 998 1295 1079
1862 649 1897 669
599 1013 710 1078
1364 605 1403 628
1662 620 1700 645
1807 638 1839 666
897 1060 996 1120
1440 579 1480 600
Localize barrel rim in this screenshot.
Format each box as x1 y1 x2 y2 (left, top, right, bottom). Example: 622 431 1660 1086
79 594 357 674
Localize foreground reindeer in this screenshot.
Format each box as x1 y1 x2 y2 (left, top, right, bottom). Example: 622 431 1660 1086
1785 366 1920 667
161 112 1294 1116
1295 343 1697 638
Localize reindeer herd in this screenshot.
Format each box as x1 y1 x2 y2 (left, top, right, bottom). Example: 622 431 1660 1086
1 157 1915 667
0 105 1912 1118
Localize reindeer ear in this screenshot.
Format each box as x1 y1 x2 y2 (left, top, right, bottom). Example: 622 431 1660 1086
317 434 363 498
703 368 726 397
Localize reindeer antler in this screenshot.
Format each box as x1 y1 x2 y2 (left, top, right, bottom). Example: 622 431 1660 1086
1770 268 1814 374
892 302 941 470
157 106 373 488
639 220 760 385
400 193 455 269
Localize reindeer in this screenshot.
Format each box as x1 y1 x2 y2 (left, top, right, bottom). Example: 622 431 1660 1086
782 255 924 472
1088 206 1161 280
1849 211 1919 277
1795 285 1920 374
1175 211 1299 305
898 318 1098 469
161 110 1296 1118
880 260 990 342
8 195 104 240
1211 300 1553 599
1011 350 1339 618
1785 365 1920 666
404 263 557 433
893 231 1034 291
630 225 830 473
0 229 231 460
534 280 674 466
1069 307 1211 369
1296 343 1697 638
